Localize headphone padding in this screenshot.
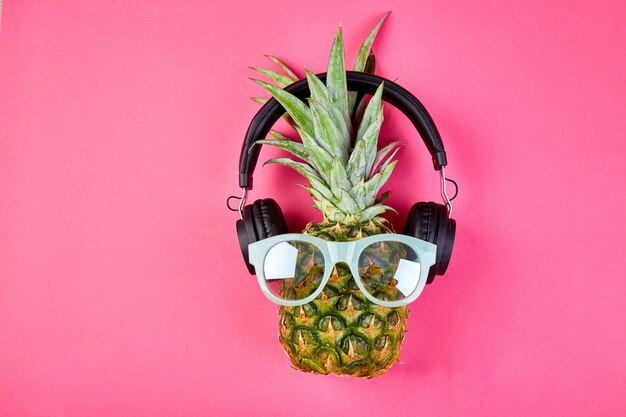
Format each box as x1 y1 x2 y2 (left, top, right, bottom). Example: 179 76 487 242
236 218 255 274
404 201 449 283
252 199 286 240
437 217 455 275
405 201 437 243
244 204 259 242
238 204 258 274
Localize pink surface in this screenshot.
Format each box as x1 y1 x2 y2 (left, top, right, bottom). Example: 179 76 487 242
1 1 625 416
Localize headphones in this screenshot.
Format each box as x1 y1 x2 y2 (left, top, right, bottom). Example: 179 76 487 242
232 71 456 284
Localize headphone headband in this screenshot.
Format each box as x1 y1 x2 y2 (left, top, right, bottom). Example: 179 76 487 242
239 71 447 189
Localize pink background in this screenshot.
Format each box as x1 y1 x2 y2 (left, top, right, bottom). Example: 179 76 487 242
1 1 625 416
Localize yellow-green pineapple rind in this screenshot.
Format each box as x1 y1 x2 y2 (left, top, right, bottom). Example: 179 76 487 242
278 221 409 378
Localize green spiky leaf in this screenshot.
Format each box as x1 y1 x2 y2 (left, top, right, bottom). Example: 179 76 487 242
361 204 396 219
264 157 334 201
329 157 352 198
313 198 346 222
378 146 400 174
252 79 314 137
305 69 351 149
265 55 298 80
371 140 403 177
310 99 349 163
346 139 367 186
269 130 294 141
376 190 391 205
351 52 377 130
295 127 334 181
356 81 384 141
363 160 397 201
254 139 309 163
363 51 377 74
335 189 360 213
250 67 296 87
349 180 367 210
348 12 390 116
360 108 384 179
327 27 350 130
353 12 390 73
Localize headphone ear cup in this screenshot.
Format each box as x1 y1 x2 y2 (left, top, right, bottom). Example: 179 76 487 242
251 199 287 239
404 202 455 283
430 203 455 278
404 201 437 242
437 215 455 275
238 200 287 274
237 204 257 274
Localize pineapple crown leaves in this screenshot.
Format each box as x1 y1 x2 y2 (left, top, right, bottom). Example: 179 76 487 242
249 13 401 224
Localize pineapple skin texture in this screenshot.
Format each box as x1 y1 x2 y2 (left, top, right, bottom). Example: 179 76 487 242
278 221 409 378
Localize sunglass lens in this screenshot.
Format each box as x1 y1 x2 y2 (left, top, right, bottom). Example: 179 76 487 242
263 241 325 301
357 241 421 302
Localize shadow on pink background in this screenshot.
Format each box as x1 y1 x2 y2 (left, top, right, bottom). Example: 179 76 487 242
1 1 625 416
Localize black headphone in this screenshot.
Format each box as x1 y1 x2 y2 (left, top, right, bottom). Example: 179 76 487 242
232 71 456 283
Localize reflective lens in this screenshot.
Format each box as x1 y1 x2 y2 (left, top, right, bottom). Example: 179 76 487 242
357 241 421 302
263 241 325 301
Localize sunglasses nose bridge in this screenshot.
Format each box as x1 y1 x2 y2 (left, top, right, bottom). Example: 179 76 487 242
327 242 354 267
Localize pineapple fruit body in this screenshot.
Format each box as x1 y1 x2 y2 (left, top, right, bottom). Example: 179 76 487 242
279 221 409 378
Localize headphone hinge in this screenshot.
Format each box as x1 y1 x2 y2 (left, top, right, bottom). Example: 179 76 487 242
433 152 448 170
439 167 453 217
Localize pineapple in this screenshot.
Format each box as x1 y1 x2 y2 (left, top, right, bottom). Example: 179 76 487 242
250 13 409 378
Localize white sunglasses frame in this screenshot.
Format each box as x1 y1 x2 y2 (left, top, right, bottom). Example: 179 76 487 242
248 233 437 307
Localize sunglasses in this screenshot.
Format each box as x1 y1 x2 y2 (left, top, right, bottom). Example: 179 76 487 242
248 233 437 307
